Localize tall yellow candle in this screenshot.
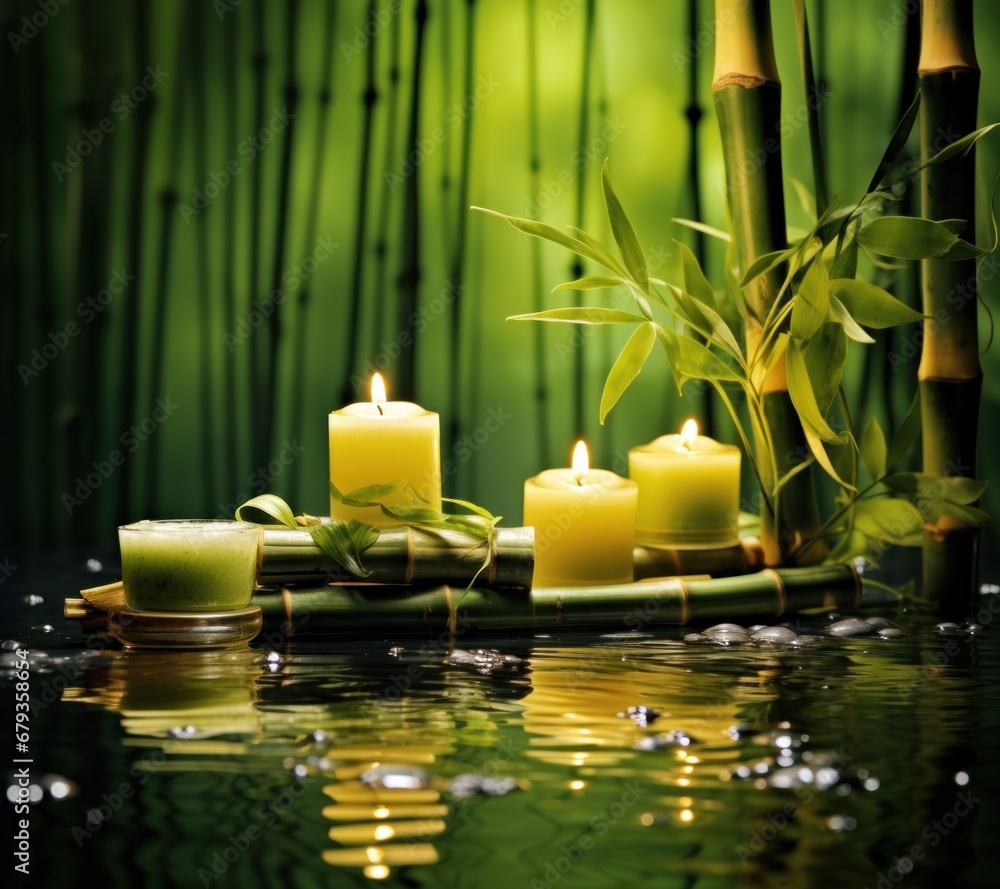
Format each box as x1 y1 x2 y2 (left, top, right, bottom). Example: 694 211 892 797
629 419 741 548
329 374 442 526
523 441 638 588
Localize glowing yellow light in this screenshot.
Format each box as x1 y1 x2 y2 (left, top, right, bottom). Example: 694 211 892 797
677 778 690 787
679 809 694 822
682 765 694 774
366 847 384 863
579 728 592 735
678 796 693 807
374 806 390 819
680 419 698 446
371 373 388 407
374 825 395 841
364 865 391 880
570 780 585 790
685 756 700 764
640 813 654 826
571 440 589 479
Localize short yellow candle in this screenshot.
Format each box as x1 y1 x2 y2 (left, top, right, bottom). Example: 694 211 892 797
523 441 638 588
629 419 741 548
329 373 442 526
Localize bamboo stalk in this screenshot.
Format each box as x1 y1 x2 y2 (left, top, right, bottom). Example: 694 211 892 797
342 0 379 407
633 537 764 580
526 0 551 467
261 526 534 588
712 0 826 566
222 13 241 497
251 564 860 635
917 0 981 613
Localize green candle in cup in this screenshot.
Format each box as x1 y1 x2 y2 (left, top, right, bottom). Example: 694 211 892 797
118 520 263 612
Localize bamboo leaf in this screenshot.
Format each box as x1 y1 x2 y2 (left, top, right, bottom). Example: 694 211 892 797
472 207 620 273
829 295 876 344
552 275 626 291
865 90 921 194
857 216 959 260
861 417 887 480
853 497 924 546
829 278 923 327
601 160 649 289
790 178 817 221
235 493 298 528
567 226 628 276
802 323 847 417
675 241 717 309
830 235 858 279
600 323 656 423
740 246 794 288
921 122 1000 169
653 323 741 392
508 307 644 325
773 456 816 499
786 337 840 443
672 217 731 243
664 283 744 362
309 521 379 577
803 424 856 490
330 479 409 508
886 392 921 472
792 0 828 212
883 472 988 505
791 256 829 339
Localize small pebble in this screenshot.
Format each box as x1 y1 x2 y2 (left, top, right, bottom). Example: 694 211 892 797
86 558 103 572
792 635 823 648
751 626 798 644
31 625 56 634
444 649 526 674
964 622 984 635
864 616 896 630
1 640 24 652
23 595 44 606
618 705 660 727
878 628 905 640
682 633 708 644
360 764 429 790
748 625 766 633
449 774 519 799
934 622 967 636
388 646 405 657
826 618 873 637
704 624 750 645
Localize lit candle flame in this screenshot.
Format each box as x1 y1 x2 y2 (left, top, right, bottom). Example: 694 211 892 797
571 440 589 483
680 419 698 449
371 373 387 413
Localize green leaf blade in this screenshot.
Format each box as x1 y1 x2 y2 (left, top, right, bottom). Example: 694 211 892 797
601 160 649 290
600 323 656 423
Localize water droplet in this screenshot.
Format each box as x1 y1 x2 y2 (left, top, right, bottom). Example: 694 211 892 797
360 764 429 790
86 558 103 572
31 625 56 634
955 771 970 785
312 730 328 744
618 705 660 727
23 595 44 606
728 724 757 740
266 651 281 663
169 725 198 738
863 777 881 791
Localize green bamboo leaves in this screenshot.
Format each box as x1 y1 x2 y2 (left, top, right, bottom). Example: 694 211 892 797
600 323 655 423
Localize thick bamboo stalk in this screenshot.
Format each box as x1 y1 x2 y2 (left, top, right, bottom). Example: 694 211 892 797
261 526 535 588
633 537 764 580
918 0 981 613
712 0 826 566
252 565 860 635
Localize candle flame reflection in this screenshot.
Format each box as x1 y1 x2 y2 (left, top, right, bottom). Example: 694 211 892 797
371 373 388 408
680 419 698 448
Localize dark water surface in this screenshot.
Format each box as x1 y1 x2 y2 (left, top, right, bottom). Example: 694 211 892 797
3 550 1000 888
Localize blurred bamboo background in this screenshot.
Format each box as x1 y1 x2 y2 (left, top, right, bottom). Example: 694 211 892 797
2 0 999 554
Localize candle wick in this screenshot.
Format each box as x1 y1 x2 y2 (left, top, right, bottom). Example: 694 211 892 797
376 404 384 416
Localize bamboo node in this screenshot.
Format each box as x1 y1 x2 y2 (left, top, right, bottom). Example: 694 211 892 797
712 73 778 91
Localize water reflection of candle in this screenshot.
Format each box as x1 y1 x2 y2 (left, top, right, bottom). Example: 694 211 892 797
328 373 442 525
523 441 638 588
629 419 741 548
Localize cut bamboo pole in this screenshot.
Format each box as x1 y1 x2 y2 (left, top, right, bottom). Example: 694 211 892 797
261 526 535 588
712 0 826 566
633 537 764 580
251 565 860 635
917 0 981 613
